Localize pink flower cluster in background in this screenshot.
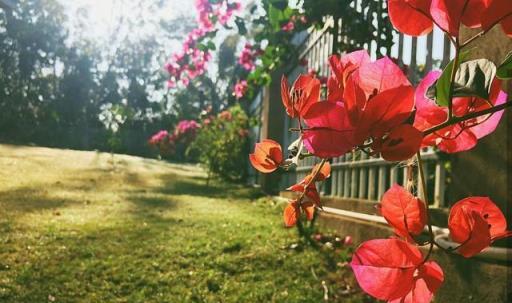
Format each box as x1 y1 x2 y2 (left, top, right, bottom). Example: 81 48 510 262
238 43 259 71
281 14 307 32
165 0 241 88
175 120 201 139
233 80 248 99
148 130 170 146
148 120 201 156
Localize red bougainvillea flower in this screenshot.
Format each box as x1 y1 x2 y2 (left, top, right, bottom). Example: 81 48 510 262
388 0 434 36
342 54 413 134
317 51 420 161
482 0 512 37
354 85 415 142
414 71 508 153
249 139 283 173
351 239 444 302
288 162 331 206
448 197 512 258
281 75 321 118
327 50 370 102
302 101 357 158
283 199 315 227
346 79 421 161
389 0 512 37
380 184 427 240
304 51 420 161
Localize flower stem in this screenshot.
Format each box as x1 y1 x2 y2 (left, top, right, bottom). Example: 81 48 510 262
298 158 328 205
423 100 512 136
416 152 434 264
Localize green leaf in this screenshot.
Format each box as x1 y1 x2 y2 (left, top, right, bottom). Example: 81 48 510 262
196 43 208 52
452 59 496 100
206 41 216 51
426 51 469 106
427 57 497 104
497 51 512 79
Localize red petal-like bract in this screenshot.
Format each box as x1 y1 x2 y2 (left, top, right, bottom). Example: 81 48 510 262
312 161 331 181
430 0 467 36
448 197 511 257
351 239 424 301
327 50 370 102
288 180 321 206
380 184 427 240
378 124 423 161
283 201 299 227
352 57 411 99
389 261 445 303
249 139 283 173
302 101 356 158
388 0 434 36
283 200 315 227
343 74 367 125
281 75 321 118
482 0 512 37
461 0 490 28
356 85 415 142
302 201 315 221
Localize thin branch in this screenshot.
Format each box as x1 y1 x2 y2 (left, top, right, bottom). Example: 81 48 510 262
417 152 434 264
460 31 485 48
297 159 328 205
423 100 512 136
447 38 460 119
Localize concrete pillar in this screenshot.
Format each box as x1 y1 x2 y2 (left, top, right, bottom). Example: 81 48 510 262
447 26 511 215
258 69 287 194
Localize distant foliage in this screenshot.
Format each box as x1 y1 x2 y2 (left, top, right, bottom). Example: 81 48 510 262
0 0 194 155
188 105 251 182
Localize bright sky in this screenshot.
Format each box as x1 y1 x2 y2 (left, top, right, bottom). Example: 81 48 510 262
59 0 195 41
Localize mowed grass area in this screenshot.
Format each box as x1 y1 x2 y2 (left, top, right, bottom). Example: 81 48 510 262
0 145 365 303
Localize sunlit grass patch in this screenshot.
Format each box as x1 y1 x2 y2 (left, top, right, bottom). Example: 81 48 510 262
0 145 365 302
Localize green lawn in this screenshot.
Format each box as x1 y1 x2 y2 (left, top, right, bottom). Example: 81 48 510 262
0 145 365 303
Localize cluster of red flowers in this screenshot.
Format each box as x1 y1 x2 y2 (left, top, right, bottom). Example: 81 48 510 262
249 1 512 302
281 50 431 162
148 120 200 156
351 186 511 302
165 0 241 88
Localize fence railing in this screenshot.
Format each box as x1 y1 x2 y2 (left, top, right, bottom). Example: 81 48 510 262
279 1 453 208
295 149 446 208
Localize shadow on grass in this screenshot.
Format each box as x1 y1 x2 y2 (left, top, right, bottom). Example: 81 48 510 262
0 187 81 213
156 173 263 201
